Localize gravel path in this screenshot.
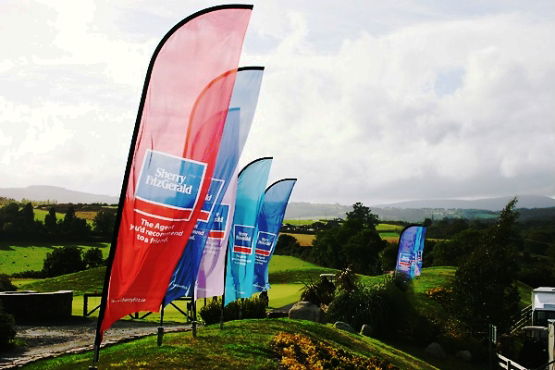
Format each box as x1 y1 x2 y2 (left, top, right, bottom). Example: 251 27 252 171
0 318 190 369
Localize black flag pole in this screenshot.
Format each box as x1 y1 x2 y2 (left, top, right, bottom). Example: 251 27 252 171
192 293 197 338
157 304 165 347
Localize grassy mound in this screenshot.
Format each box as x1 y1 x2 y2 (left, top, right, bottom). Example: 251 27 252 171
24 319 437 369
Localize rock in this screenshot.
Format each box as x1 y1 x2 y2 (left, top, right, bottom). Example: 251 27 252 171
360 324 373 336
288 301 323 323
334 321 355 333
456 350 472 362
425 342 447 359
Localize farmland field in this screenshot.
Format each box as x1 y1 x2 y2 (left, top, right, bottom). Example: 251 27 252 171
280 232 314 246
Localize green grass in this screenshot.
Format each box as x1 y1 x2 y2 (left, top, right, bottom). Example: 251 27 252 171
33 208 65 223
376 223 404 232
266 284 304 308
268 255 336 284
23 318 439 370
0 242 110 274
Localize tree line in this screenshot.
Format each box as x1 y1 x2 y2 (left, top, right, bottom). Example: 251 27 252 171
0 202 115 242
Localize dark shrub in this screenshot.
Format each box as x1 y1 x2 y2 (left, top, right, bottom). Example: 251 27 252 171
0 301 16 349
334 266 358 293
327 276 418 339
199 296 267 325
300 277 335 306
83 247 104 268
0 275 16 291
42 246 86 277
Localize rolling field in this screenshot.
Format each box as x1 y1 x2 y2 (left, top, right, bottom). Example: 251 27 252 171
0 242 110 274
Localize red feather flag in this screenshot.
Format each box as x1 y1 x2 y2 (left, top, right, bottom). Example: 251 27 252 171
96 5 252 338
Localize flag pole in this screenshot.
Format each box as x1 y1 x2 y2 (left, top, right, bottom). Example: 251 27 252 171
157 303 165 346
220 241 230 329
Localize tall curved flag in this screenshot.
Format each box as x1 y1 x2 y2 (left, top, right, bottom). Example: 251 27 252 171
395 225 427 279
96 5 252 336
253 178 297 293
224 157 272 305
164 67 265 304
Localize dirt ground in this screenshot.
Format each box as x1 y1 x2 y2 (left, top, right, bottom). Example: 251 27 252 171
0 318 189 369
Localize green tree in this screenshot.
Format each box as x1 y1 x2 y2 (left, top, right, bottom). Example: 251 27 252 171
453 198 521 333
42 246 86 277
60 205 91 239
312 202 385 274
44 207 57 234
93 210 116 237
431 229 482 266
83 247 104 268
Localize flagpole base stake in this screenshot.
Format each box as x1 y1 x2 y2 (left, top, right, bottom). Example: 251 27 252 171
157 327 164 347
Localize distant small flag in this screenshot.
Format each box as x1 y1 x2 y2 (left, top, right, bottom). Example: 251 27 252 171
395 225 427 279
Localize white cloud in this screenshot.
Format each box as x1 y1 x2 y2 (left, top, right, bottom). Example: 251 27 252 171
0 1 554 204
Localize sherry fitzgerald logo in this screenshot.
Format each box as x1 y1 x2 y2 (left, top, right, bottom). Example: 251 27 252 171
233 225 254 254
135 150 207 221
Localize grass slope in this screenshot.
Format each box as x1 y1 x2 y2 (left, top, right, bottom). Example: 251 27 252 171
0 242 110 274
24 319 438 370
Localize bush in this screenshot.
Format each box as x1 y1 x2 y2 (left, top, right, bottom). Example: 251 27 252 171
0 274 16 291
300 277 335 306
42 246 86 277
327 276 418 339
83 247 104 268
270 332 396 369
0 301 16 349
334 266 358 293
199 296 267 325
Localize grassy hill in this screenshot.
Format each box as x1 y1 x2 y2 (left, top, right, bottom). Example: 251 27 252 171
24 319 442 369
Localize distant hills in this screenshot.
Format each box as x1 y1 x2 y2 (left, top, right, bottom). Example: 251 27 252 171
0 185 118 204
284 195 555 222
374 195 555 211
1 185 554 223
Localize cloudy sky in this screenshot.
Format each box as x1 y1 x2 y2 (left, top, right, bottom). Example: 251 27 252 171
1 0 554 205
